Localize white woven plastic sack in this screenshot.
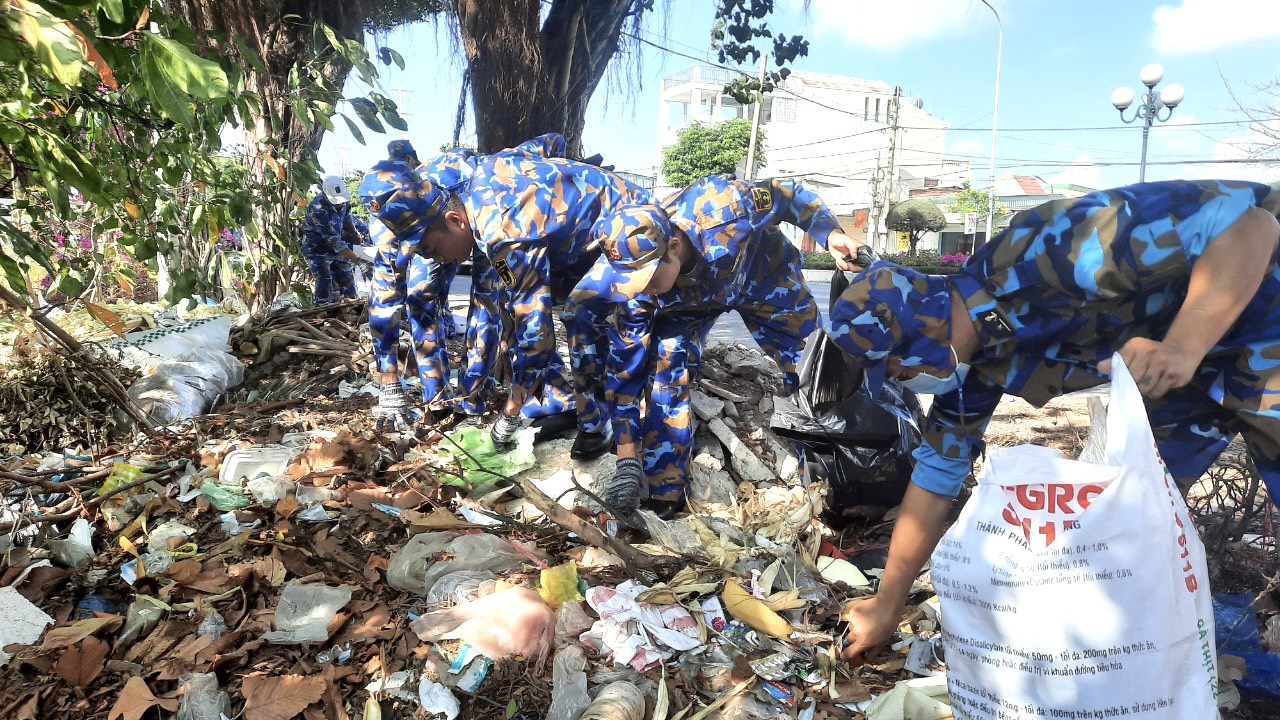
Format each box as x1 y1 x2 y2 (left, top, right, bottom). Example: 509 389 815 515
934 355 1217 719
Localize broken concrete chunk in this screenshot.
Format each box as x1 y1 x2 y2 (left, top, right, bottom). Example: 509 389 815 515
700 379 751 404
757 396 774 415
722 401 739 419
692 437 725 472
689 463 737 506
707 418 774 483
689 389 725 422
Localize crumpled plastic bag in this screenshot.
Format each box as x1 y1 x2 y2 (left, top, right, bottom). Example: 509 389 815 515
48 518 95 568
263 581 352 644
410 586 555 664
581 580 702 671
435 426 536 491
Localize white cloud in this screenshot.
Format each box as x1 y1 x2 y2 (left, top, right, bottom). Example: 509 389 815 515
799 0 1005 52
1151 0 1280 55
1048 155 1102 189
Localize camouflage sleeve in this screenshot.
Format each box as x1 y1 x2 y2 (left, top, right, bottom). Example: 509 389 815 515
606 299 658 447
367 220 407 373
492 244 558 396
506 133 568 159
343 215 370 246
331 207 351 253
911 373 1003 497
766 178 844 248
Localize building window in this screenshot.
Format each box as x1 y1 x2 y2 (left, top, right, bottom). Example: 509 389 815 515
772 97 797 123
875 97 881 123
667 101 689 129
924 178 939 188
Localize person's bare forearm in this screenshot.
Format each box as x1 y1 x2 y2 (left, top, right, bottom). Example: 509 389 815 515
876 482 953 607
1166 207 1278 358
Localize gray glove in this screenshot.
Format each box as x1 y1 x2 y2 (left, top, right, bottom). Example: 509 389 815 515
490 413 522 448
372 382 413 433
605 457 644 513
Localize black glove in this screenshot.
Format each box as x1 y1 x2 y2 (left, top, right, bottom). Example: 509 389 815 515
605 457 644 513
490 413 522 449
846 245 880 269
372 382 413 433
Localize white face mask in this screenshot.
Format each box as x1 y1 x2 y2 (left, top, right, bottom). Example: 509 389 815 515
899 347 969 395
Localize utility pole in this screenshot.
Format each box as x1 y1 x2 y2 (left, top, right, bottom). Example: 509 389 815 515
744 53 768 181
871 88 901 253
866 153 882 252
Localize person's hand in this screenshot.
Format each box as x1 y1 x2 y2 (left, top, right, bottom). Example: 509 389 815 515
372 382 414 433
1097 337 1200 399
490 413 522 449
826 232 861 271
841 596 902 665
605 457 644 513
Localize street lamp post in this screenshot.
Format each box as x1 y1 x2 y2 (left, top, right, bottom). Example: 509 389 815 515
977 0 1002 250
1111 64 1185 182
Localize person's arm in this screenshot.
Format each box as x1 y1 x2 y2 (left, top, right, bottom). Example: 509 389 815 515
843 378 1002 661
764 178 860 269
1101 206 1280 397
491 244 555 416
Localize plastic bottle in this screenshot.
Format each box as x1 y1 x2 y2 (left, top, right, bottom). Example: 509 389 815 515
578 681 645 720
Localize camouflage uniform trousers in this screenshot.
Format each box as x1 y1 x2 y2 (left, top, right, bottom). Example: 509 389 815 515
1146 264 1280 498
306 255 356 304
368 251 457 410
644 253 818 501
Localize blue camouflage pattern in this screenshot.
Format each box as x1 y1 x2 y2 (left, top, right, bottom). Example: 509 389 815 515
464 144 652 424
301 192 357 302
573 176 840 500
828 179 1280 501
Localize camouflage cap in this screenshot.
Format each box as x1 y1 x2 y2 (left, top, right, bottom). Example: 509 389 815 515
386 139 418 163
422 148 480 192
824 261 954 397
359 160 445 270
575 204 673 302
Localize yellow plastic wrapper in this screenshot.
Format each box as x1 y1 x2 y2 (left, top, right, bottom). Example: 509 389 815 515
98 462 145 502
537 561 584 609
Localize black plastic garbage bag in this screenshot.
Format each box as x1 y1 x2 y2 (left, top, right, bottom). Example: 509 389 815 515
771 268 922 510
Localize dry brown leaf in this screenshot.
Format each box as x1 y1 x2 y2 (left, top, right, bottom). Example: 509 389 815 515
109 676 159 720
402 507 480 531
242 674 326 720
39 616 122 651
55 636 108 686
13 694 39 720
276 494 300 518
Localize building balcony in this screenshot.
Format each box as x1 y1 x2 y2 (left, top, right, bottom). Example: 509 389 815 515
662 65 740 92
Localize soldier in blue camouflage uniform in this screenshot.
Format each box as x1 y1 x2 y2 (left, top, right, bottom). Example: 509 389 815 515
572 175 860 515
361 134 646 443
829 179 1280 663
301 175 361 303
364 141 488 425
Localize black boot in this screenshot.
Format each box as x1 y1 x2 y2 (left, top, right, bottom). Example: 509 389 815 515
570 422 614 460
531 411 578 443
641 496 684 521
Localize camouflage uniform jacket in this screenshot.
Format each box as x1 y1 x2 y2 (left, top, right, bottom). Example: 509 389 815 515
607 175 843 444
917 179 1280 497
301 193 353 258
464 149 652 394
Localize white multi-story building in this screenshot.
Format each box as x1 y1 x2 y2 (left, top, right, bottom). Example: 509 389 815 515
658 65 971 250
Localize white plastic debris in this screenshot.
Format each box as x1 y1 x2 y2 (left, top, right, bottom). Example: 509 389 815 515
263 581 352 644
48 518 95 568
418 679 461 720
0 586 54 665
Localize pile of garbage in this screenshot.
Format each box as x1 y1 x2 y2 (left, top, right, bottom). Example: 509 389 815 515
0 339 1277 720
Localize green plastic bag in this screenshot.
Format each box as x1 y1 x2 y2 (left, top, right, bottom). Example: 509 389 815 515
435 426 536 491
200 479 251 511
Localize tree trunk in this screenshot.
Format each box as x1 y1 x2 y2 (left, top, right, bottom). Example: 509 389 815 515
168 0 365 308
454 0 641 156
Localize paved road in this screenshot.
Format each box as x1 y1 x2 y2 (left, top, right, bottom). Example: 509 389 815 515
443 275 833 348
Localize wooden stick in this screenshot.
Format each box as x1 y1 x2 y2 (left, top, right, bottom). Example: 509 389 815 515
0 465 180 534
286 347 355 358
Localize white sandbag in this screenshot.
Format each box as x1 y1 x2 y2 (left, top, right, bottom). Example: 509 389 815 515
934 356 1216 719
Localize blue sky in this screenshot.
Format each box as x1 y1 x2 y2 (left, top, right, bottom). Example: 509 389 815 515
319 0 1280 191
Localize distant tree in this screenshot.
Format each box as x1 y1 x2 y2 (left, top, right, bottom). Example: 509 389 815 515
885 199 946 257
661 119 764 188
342 170 370 220
945 180 1007 217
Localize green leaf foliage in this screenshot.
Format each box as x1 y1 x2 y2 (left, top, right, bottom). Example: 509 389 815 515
142 34 229 100
661 118 764 188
